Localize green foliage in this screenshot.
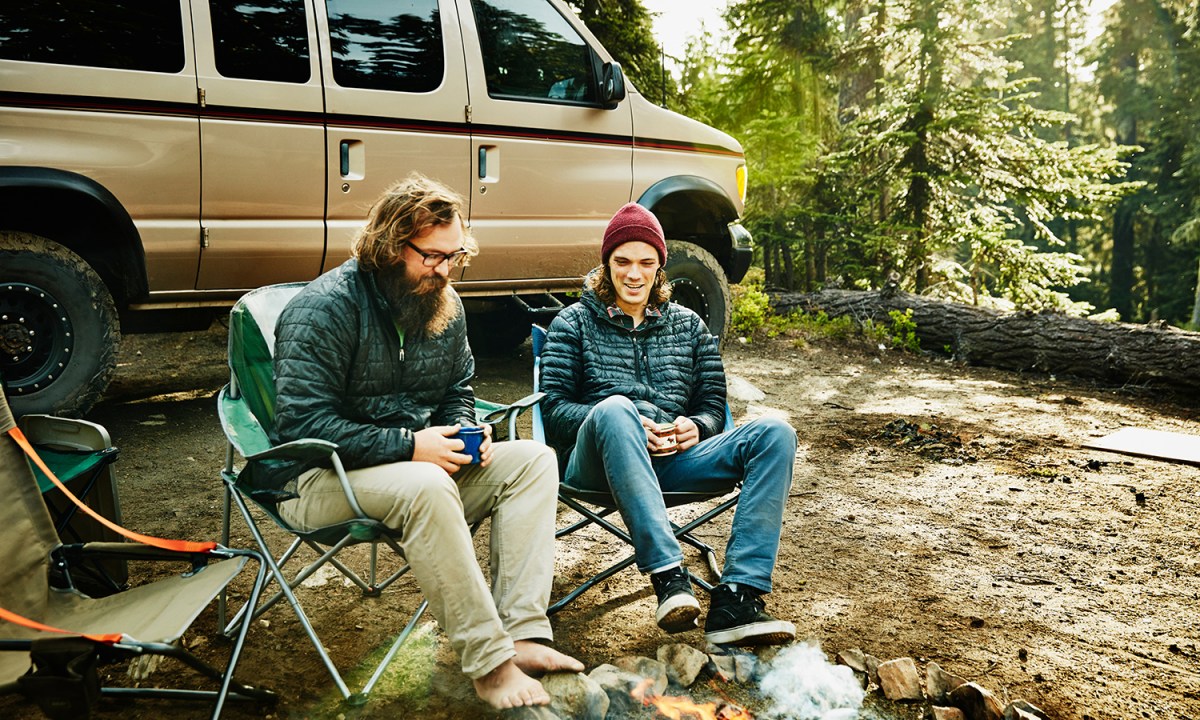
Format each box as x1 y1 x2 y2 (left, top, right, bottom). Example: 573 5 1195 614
887 308 921 352
729 280 922 354
731 282 774 337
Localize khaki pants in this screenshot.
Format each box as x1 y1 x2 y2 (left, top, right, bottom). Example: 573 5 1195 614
277 439 558 678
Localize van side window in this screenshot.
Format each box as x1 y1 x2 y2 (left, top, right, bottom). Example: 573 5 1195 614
471 0 596 104
326 0 444 93
0 1 184 73
210 0 311 83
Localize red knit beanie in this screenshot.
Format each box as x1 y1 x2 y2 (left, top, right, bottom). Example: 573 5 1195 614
601 203 667 264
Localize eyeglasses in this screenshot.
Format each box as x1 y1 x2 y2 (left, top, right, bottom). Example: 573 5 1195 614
405 241 470 268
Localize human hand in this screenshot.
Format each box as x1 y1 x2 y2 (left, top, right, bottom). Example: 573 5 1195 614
478 423 494 467
673 416 700 450
640 415 676 455
412 425 473 473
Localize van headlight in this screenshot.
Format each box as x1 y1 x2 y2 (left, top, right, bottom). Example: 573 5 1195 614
736 164 748 204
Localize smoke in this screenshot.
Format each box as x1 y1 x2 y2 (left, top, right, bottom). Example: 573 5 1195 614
757 643 865 720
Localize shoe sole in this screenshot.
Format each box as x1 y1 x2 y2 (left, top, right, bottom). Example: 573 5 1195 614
656 594 701 634
704 619 796 646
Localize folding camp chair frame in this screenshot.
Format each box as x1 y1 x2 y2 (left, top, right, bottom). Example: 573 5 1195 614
1 409 275 720
529 324 742 615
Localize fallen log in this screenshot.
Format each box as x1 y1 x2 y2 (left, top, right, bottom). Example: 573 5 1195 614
771 285 1200 395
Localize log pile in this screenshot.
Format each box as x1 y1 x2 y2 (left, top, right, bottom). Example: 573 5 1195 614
771 284 1200 395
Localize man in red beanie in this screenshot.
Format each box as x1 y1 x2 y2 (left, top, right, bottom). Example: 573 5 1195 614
540 202 797 646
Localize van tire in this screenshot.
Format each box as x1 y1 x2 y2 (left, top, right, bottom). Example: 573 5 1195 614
0 232 119 418
665 240 731 342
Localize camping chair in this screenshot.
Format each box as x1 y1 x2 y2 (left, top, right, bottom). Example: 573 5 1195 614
529 325 740 615
218 282 539 705
0 391 272 720
21 414 127 594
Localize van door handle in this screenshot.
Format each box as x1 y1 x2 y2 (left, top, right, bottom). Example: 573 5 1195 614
339 140 363 180
478 145 497 181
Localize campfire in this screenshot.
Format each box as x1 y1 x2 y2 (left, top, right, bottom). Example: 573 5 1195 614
529 641 1049 720
636 677 752 720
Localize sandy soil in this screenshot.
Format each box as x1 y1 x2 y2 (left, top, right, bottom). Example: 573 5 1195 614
4 318 1199 719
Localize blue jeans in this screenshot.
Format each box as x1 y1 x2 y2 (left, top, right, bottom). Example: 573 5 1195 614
564 395 796 593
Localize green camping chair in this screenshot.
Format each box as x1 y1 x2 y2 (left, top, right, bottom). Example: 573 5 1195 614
0 391 273 720
218 282 539 705
21 414 127 595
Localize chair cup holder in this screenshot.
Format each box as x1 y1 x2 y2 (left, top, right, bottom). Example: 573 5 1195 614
18 637 101 720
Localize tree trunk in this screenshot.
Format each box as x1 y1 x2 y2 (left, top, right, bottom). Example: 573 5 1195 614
772 286 1200 394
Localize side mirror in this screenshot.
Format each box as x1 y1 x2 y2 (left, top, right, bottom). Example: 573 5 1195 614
599 61 626 109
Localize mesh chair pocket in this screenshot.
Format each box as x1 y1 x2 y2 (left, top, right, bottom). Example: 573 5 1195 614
18 637 101 720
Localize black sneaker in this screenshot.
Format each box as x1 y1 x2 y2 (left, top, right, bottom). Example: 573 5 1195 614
704 584 795 646
650 567 701 633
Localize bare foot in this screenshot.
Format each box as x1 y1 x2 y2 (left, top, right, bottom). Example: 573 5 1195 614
513 639 586 676
473 659 549 709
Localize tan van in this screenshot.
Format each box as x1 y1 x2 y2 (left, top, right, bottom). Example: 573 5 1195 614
0 0 752 418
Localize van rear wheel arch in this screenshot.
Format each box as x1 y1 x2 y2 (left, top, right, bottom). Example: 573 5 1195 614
0 232 120 418
0 168 149 304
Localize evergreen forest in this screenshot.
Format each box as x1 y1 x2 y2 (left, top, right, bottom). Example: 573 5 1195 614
570 0 1200 328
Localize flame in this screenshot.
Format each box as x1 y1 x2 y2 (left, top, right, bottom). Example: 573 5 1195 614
643 692 752 720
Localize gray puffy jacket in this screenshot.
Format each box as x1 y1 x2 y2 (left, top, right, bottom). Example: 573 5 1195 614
272 259 476 472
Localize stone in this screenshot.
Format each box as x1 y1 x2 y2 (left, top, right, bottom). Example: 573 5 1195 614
933 707 966 720
709 654 737 682
709 652 758 683
727 375 766 402
589 663 648 717
1004 700 1049 720
657 643 710 688
836 648 869 674
949 682 1004 720
876 657 923 701
864 653 882 686
540 672 608 720
612 655 668 697
927 661 968 701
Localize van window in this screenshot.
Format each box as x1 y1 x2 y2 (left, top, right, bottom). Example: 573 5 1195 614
210 0 311 83
0 1 184 73
327 0 444 93
471 0 596 104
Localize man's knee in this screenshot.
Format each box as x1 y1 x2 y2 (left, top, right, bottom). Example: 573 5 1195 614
750 416 798 450
590 395 638 422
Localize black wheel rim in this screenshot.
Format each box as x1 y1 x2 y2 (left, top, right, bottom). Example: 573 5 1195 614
0 282 73 396
669 277 710 322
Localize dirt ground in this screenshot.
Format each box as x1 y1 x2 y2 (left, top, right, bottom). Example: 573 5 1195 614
4 317 1199 720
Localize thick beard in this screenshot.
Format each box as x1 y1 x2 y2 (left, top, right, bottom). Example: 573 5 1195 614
377 263 450 337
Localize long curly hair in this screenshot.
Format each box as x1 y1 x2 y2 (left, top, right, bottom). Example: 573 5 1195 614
352 173 478 272
586 263 672 308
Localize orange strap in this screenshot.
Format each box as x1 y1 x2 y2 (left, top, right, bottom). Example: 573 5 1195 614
0 605 123 645
8 426 216 554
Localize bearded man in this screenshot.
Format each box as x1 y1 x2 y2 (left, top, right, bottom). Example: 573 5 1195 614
271 174 581 709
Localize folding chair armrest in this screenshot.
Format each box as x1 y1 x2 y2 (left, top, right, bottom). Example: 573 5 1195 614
68 542 208 562
478 392 545 440
244 438 338 464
